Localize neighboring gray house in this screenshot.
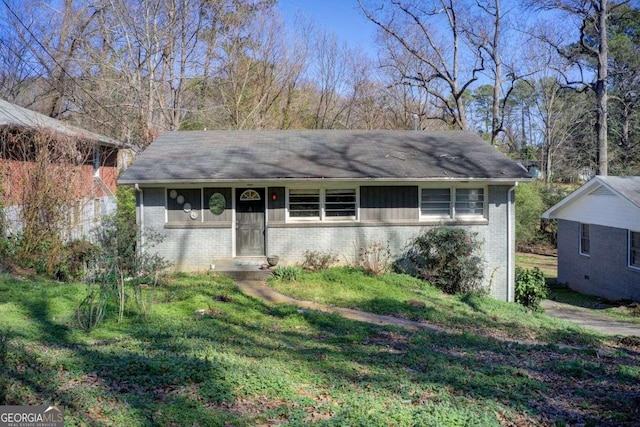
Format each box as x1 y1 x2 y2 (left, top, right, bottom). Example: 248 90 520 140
118 130 531 301
542 176 640 301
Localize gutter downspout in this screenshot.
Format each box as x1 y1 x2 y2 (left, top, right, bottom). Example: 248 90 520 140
507 183 518 302
134 184 144 251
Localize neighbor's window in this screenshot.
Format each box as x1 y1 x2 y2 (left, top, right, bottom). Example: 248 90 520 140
325 189 356 218
630 231 640 269
455 188 485 216
289 189 320 218
421 188 451 217
580 223 590 255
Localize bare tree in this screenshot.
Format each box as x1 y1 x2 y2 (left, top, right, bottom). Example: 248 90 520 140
358 0 486 130
528 0 632 176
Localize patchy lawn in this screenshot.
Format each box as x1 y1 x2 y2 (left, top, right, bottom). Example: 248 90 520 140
516 253 558 281
1 271 639 426
516 252 640 323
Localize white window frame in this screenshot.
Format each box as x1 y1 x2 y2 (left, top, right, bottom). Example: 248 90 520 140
579 223 590 256
286 186 358 222
420 185 487 221
324 188 357 220
629 230 640 270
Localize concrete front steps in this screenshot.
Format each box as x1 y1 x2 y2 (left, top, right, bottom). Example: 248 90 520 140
211 257 275 280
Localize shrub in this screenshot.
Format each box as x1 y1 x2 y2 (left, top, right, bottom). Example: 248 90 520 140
354 241 391 276
515 267 547 311
272 265 303 281
54 240 100 281
402 226 485 295
301 250 338 271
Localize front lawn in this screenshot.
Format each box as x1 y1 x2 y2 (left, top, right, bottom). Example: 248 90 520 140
269 267 598 346
1 271 639 426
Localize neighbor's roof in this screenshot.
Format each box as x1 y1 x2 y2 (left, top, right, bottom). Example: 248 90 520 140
118 130 531 184
0 97 123 147
542 175 640 219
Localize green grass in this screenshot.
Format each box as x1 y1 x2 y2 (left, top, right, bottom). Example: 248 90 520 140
1 271 639 426
516 253 640 324
515 253 558 286
269 267 602 346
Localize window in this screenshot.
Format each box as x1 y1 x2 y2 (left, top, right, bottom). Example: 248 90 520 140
325 189 356 217
630 231 640 269
580 223 590 255
455 188 485 216
421 188 451 217
287 188 357 220
420 187 485 220
239 189 261 201
289 189 320 218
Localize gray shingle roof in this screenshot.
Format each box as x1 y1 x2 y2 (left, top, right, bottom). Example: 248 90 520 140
599 176 640 208
118 130 531 184
0 97 123 147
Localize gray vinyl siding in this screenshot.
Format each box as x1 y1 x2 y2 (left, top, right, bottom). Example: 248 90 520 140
360 186 418 221
167 188 201 223
203 187 232 223
557 219 640 301
268 187 285 223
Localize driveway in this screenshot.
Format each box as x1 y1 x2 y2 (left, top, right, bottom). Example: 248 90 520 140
541 300 640 337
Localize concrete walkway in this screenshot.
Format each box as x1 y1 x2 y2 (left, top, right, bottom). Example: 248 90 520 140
541 300 640 337
236 280 640 338
235 280 448 334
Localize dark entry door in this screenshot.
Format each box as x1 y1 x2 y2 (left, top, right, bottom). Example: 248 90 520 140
236 188 265 256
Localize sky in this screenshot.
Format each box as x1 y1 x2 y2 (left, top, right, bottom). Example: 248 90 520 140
276 0 379 55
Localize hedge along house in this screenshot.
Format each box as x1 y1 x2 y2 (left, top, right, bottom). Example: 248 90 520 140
118 130 531 301
542 176 640 301
0 98 130 239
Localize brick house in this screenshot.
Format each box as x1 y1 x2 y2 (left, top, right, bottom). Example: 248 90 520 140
119 130 531 301
542 176 640 301
0 98 129 238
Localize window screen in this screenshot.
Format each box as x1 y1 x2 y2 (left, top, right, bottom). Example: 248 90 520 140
289 189 320 218
630 231 639 267
455 188 485 216
421 188 451 217
325 189 356 217
580 223 590 255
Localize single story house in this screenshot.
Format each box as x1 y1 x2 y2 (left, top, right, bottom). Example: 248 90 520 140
0 98 130 239
542 176 640 301
118 130 531 301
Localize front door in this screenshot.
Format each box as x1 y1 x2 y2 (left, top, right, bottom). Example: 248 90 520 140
236 188 265 256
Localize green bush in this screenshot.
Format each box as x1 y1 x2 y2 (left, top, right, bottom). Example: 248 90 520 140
515 183 546 245
515 267 547 311
272 265 303 281
401 226 485 295
56 239 99 281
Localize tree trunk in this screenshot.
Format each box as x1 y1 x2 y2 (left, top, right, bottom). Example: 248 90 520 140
491 0 502 145
595 0 608 175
